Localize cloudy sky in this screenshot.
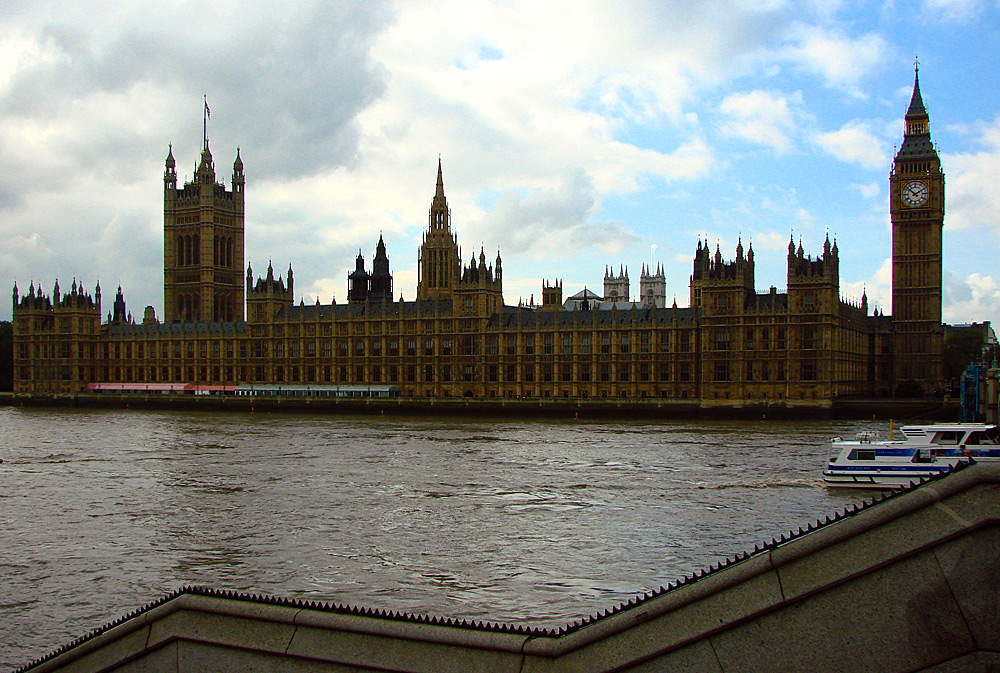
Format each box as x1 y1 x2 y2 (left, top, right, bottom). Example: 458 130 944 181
3 0 999 327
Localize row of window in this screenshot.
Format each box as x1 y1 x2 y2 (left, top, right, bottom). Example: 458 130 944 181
21 334 844 369
74 358 830 386
712 360 816 382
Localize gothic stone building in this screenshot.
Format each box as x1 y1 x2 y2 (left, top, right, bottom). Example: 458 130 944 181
12 71 944 405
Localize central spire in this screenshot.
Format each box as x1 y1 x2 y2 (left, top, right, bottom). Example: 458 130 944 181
429 157 450 232
418 156 461 300
435 156 445 199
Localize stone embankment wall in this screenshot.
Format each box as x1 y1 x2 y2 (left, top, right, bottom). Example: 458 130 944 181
17 462 1000 673
0 391 961 421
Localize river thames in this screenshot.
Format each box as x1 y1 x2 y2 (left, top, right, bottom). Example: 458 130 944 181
0 406 874 668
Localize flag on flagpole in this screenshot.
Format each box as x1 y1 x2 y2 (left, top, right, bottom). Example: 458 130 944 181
203 95 211 151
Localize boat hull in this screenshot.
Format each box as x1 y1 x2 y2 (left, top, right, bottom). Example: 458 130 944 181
821 469 947 490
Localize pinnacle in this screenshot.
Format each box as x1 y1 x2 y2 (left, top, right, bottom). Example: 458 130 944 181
435 157 445 198
906 62 927 119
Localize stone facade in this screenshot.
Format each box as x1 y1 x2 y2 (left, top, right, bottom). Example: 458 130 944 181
163 142 245 323
12 72 945 403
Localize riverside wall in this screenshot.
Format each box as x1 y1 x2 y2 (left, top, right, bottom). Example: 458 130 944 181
14 462 1000 673
0 391 961 421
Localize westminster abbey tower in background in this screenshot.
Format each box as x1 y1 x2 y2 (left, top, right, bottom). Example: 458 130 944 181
12 71 951 404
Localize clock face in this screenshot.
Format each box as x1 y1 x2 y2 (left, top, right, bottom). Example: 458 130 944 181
901 180 929 207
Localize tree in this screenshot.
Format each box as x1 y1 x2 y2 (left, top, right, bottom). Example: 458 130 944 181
944 329 991 383
895 378 924 399
0 321 11 391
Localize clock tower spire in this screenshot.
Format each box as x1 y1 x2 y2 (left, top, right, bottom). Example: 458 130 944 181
889 60 944 392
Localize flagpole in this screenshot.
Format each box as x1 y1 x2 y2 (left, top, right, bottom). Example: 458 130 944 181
203 95 210 151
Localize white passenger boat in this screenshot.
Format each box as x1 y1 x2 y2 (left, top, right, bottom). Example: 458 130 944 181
823 423 1000 489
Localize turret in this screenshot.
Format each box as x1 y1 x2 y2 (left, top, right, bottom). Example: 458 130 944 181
164 144 177 191
197 140 215 185
689 238 755 311
541 279 563 310
639 262 666 308
246 261 293 323
603 264 629 301
233 147 244 199
786 236 840 315
111 286 127 323
348 250 370 303
369 235 393 302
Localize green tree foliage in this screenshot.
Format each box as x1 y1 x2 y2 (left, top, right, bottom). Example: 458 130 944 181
0 321 11 391
944 329 992 382
895 378 924 399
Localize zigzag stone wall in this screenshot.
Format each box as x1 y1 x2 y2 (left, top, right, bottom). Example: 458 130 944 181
16 462 1000 673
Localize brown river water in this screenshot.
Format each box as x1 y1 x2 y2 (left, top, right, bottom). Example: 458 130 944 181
0 406 873 668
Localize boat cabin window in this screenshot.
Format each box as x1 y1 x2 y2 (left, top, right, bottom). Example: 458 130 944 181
849 449 876 461
965 431 990 445
931 431 962 445
912 449 933 463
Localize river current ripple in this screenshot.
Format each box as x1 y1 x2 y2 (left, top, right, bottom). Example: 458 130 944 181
0 407 870 668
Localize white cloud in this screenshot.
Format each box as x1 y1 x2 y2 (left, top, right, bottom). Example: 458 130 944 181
943 271 1000 326
470 170 640 261
816 121 888 169
840 261 1000 328
718 90 803 154
778 24 888 95
942 115 1000 234
841 256 891 315
851 182 881 199
750 230 794 252
921 0 989 21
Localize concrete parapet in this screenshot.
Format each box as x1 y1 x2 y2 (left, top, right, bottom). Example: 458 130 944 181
15 463 1000 673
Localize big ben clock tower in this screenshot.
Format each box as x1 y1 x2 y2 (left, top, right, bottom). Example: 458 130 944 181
890 62 944 391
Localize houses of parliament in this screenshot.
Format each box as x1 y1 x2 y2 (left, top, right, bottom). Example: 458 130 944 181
11 71 946 405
